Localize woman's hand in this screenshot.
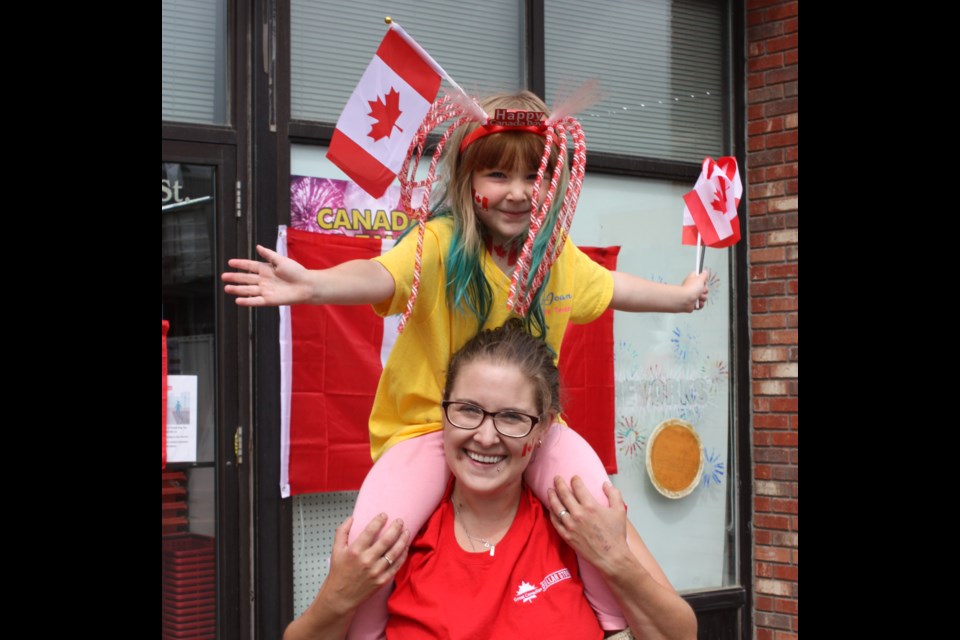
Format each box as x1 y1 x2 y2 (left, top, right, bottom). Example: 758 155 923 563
283 514 410 640
547 476 698 640
321 514 410 615
546 476 631 575
222 244 314 307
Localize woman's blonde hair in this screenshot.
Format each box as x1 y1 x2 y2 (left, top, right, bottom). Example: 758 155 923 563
443 318 561 420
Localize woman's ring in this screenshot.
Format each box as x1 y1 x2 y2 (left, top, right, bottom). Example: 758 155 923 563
558 509 569 518
383 553 393 566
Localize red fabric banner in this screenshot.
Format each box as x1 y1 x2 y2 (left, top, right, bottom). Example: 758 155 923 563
285 230 382 493
558 246 619 474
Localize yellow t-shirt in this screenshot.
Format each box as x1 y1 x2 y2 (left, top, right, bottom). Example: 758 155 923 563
370 217 613 460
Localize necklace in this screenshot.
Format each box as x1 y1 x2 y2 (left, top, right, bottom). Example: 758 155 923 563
454 502 496 557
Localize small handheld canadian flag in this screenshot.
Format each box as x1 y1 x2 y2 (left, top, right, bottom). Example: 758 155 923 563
682 156 742 250
327 23 443 198
681 156 742 295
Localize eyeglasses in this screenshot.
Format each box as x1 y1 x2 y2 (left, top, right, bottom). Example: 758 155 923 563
441 401 540 438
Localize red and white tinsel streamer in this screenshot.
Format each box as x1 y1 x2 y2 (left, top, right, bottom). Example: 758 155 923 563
507 117 586 316
396 95 473 333
394 93 590 329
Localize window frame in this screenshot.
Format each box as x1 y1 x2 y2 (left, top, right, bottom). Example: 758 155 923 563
161 0 256 636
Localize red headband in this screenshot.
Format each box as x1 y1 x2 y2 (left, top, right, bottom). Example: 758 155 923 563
459 109 548 152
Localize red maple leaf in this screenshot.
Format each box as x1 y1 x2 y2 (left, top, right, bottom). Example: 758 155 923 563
367 88 403 142
710 184 728 213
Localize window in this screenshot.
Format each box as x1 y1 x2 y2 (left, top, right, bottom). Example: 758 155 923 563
291 0 525 122
572 171 736 590
162 0 229 125
545 0 724 161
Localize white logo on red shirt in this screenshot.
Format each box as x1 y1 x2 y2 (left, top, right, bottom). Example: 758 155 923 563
513 569 572 604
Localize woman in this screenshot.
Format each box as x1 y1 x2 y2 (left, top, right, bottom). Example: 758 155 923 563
286 321 696 639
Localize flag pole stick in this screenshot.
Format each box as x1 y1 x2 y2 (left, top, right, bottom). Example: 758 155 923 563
695 233 703 310
385 18 487 122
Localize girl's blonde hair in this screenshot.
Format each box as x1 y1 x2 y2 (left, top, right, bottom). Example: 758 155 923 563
434 91 569 337
442 92 563 260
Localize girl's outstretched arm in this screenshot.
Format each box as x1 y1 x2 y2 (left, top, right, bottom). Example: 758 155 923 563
609 271 708 313
222 244 395 307
548 477 698 640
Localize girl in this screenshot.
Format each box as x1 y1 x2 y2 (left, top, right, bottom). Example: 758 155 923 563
224 91 708 637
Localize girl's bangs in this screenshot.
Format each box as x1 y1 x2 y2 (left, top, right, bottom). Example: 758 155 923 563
467 131 547 171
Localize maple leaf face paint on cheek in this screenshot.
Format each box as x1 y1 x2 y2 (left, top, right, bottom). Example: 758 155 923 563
472 189 489 211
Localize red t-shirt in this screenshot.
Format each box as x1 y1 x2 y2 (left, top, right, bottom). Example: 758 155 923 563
387 482 604 639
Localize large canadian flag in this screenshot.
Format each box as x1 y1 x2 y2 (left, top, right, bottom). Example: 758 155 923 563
558 246 620 475
681 156 743 248
278 227 395 497
327 25 442 199
277 226 620 496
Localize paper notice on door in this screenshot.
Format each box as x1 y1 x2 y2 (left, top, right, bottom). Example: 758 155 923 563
166 375 198 463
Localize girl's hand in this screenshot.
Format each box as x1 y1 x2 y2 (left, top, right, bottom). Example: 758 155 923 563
681 271 710 311
222 244 313 306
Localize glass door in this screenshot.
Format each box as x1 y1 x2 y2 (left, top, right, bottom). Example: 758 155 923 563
162 145 243 639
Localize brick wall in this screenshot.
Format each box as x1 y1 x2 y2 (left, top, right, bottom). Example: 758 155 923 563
746 1 798 639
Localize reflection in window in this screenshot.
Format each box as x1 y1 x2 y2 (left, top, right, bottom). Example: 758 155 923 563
546 0 724 161
162 161 219 638
162 163 217 463
162 0 228 124
290 0 523 122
